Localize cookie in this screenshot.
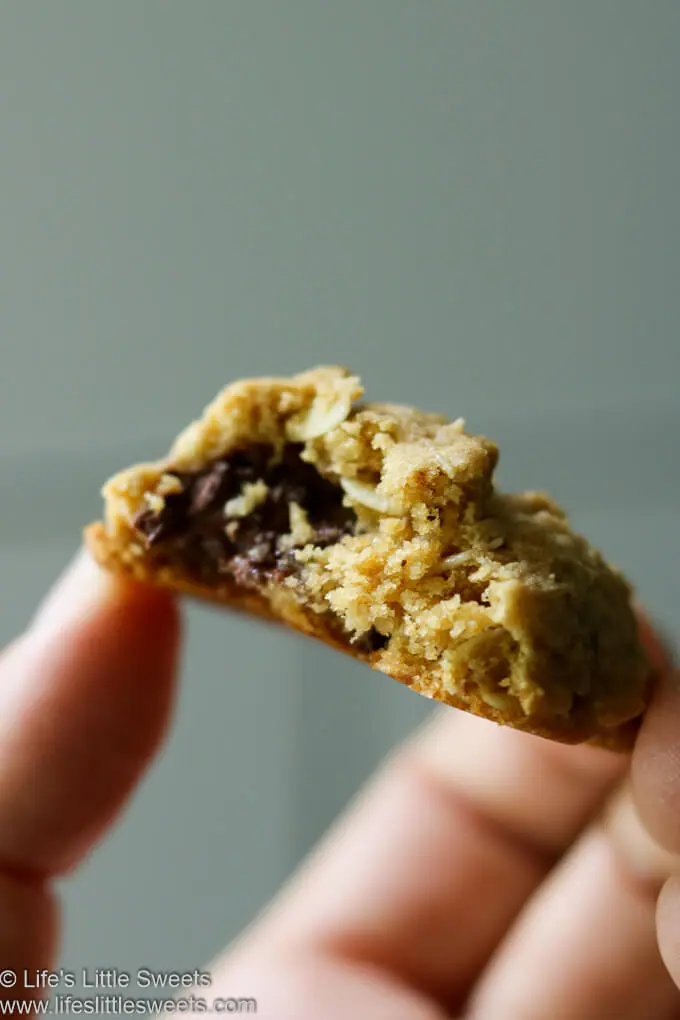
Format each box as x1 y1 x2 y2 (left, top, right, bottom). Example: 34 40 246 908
85 366 651 748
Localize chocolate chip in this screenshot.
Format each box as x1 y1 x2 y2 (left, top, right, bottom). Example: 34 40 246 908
352 627 390 654
200 535 231 563
133 490 188 546
132 442 358 588
132 509 163 542
188 461 232 516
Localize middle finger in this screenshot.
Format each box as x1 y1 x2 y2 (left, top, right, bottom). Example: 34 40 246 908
240 707 627 1006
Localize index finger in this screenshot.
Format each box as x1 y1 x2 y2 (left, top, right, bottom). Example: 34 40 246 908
0 549 180 877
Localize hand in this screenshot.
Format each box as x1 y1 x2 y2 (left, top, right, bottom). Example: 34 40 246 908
2 550 679 1019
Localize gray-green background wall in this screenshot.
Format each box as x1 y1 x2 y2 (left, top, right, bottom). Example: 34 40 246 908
1 1 677 978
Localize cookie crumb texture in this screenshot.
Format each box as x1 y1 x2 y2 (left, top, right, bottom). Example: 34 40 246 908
86 366 650 747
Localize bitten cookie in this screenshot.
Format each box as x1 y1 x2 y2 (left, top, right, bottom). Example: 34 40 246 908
85 366 651 748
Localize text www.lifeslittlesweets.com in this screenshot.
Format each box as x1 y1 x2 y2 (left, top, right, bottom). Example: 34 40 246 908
0 967 257 1014
0 996 258 1014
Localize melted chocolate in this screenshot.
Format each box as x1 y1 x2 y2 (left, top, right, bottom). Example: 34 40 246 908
134 443 356 588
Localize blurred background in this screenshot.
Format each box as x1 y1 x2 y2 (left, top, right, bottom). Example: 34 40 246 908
1 0 678 985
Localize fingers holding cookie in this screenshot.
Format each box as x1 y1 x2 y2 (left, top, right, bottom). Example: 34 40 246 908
222 707 629 1010
0 549 180 877
467 796 680 1020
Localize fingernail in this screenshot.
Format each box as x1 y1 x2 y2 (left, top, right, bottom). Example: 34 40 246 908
31 548 113 638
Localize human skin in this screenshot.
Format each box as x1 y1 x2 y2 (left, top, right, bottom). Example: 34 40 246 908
1 548 680 1019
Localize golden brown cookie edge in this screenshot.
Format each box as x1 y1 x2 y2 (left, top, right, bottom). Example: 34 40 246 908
84 521 645 751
